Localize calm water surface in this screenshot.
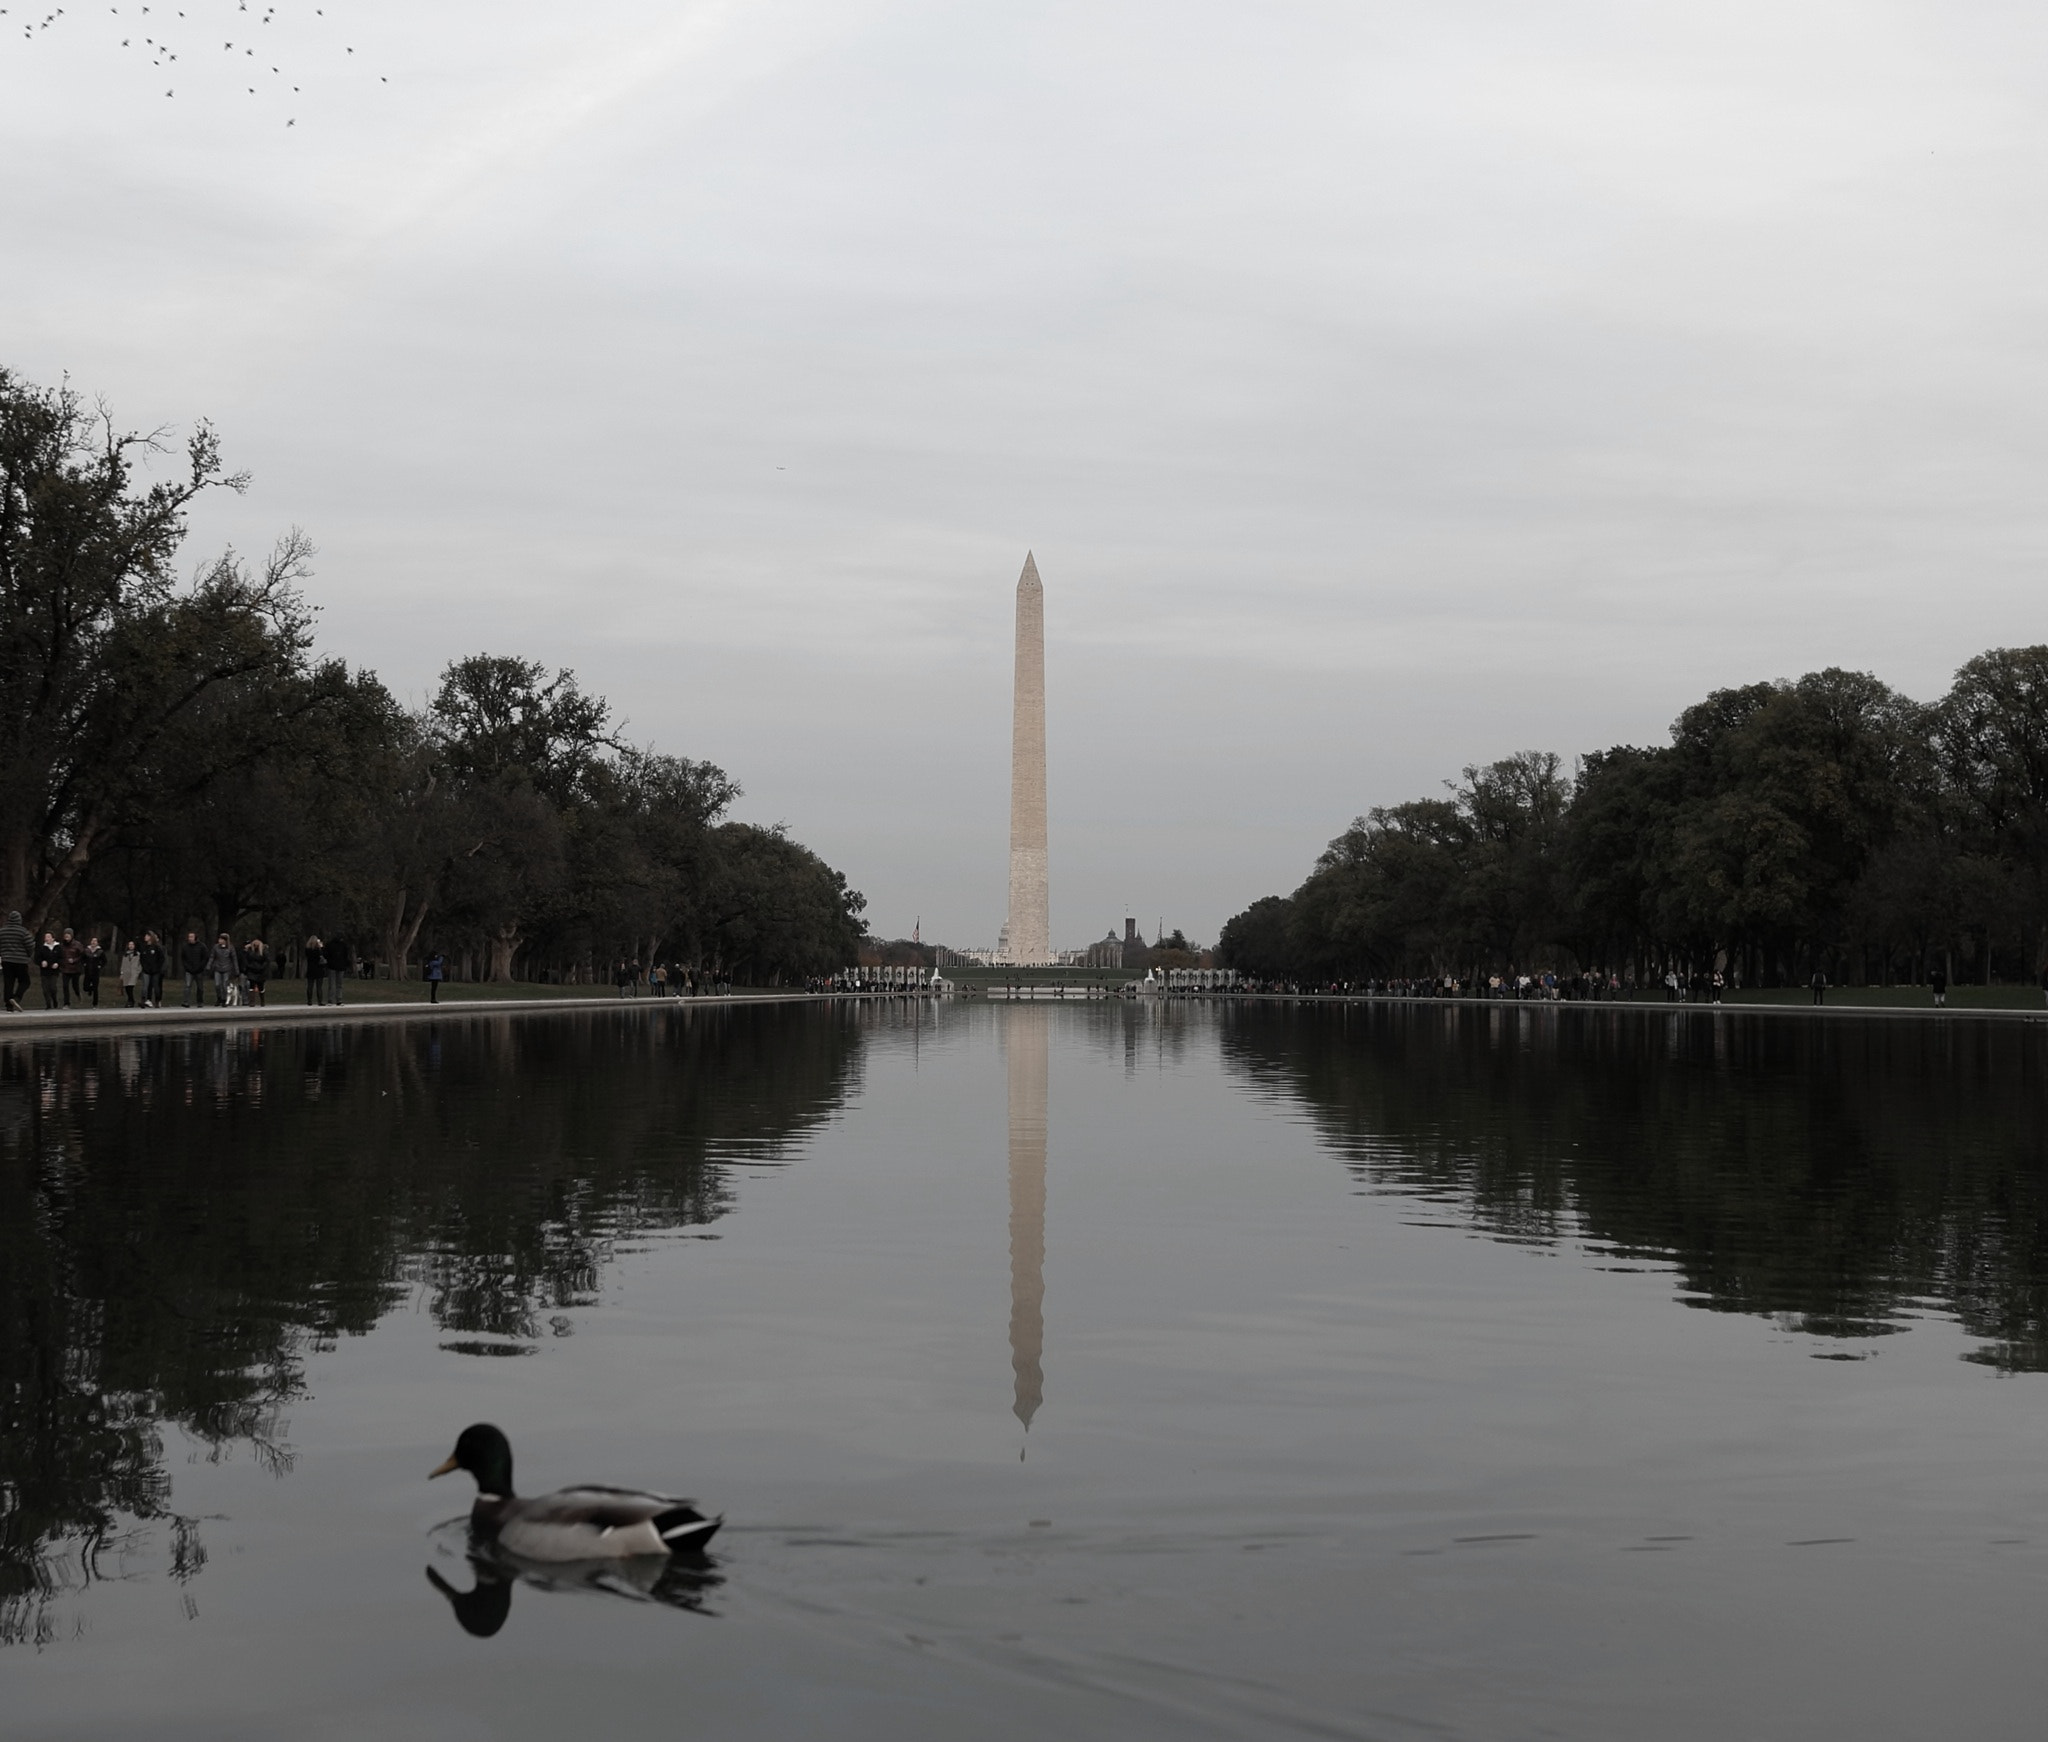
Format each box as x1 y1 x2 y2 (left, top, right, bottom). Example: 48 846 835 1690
4 1000 2048 1739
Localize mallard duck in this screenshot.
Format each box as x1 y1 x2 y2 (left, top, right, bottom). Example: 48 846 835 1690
430 1423 722 1560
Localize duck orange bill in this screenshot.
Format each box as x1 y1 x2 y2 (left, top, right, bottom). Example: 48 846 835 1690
430 1455 460 1478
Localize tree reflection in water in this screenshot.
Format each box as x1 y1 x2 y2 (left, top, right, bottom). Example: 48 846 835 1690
1222 1001 2048 1367
0 1005 859 1647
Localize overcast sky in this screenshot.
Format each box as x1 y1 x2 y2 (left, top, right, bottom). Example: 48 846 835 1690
7 0 2047 947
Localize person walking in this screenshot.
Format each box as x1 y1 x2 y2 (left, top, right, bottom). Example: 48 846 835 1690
179 930 209 1006
241 937 270 1007
1931 963 1948 1009
37 932 62 1008
324 936 349 1007
303 936 324 1004
425 950 445 1004
208 932 238 1006
119 940 142 1007
0 911 31 1012
139 932 166 1008
58 928 84 1006
1810 966 1828 1007
81 936 104 1007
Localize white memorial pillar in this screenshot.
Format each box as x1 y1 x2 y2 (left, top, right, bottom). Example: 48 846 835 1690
1005 553 1052 965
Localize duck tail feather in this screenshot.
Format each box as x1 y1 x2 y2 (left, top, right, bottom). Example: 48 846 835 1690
656 1508 722 1551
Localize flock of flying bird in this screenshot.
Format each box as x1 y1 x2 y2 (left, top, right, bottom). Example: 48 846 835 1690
4 0 387 124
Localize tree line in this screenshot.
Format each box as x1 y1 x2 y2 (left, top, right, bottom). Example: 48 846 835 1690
1218 655 2048 989
0 368 865 983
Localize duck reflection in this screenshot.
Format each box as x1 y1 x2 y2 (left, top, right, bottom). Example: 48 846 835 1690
1007 1006 1048 1430
426 1543 722 1637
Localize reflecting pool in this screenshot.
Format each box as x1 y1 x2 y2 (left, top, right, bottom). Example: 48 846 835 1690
4 999 2048 1739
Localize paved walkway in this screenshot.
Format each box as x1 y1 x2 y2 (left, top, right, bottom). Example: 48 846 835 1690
1227 991 2048 1024
0 991 821 1040
6 989 2038 1039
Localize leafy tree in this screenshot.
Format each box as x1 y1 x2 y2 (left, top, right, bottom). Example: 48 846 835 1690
1460 750 1570 964
1940 646 2048 974
0 370 317 922
1217 894 1296 977
134 662 402 939
1661 670 1931 974
702 823 866 983
1224 660 2044 987
427 656 615 979
1562 745 1677 964
431 654 614 803
595 749 743 965
1942 647 2048 840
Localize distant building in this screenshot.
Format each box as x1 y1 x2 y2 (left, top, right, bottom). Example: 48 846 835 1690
935 945 1000 967
1083 931 1124 969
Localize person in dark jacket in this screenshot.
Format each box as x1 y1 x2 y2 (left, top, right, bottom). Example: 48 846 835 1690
208 933 238 1005
0 911 31 1012
1810 968 1828 1007
139 932 166 1008
324 937 349 1007
304 936 325 1004
180 931 209 1007
59 928 84 1006
424 950 445 1003
81 936 104 1007
37 932 62 1008
1930 964 1948 1008
241 937 271 1007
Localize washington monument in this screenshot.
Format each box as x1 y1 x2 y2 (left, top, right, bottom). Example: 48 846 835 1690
1003 553 1052 965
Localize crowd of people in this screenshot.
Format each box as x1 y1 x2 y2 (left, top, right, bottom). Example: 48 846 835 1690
0 915 364 1012
0 919 775 1015
607 957 734 998
1222 971 1646 1000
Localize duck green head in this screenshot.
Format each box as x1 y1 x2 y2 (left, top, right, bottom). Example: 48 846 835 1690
430 1422 514 1496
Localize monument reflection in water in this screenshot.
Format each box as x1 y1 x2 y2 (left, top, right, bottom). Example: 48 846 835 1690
1005 1006 1047 1433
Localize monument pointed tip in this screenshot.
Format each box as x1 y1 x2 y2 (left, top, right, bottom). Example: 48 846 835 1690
1019 550 1041 589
